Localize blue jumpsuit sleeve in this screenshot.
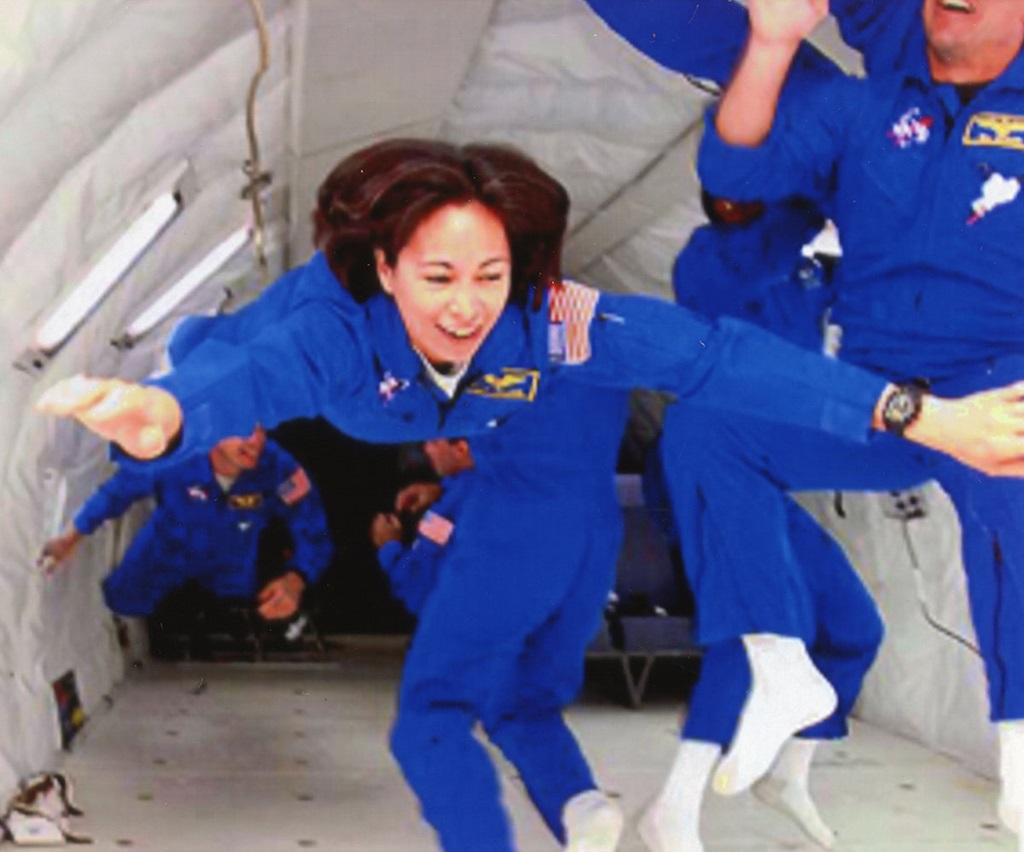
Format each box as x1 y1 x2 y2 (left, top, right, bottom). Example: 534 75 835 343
697 74 861 204
584 0 840 89
379 482 465 615
584 0 748 86
377 538 445 616
137 303 360 466
563 290 886 441
72 466 156 535
829 0 919 75
279 478 333 586
377 540 406 580
263 442 333 585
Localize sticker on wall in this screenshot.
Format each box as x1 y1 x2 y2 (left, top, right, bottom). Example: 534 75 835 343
52 671 86 750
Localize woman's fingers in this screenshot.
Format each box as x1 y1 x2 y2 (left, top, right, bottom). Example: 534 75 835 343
39 378 181 459
36 375 116 416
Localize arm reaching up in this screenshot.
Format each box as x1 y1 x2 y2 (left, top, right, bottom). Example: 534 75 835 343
716 0 829 146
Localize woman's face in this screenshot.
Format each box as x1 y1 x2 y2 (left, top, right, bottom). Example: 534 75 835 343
375 201 512 368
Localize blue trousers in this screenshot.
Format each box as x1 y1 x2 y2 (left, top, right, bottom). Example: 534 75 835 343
102 523 257 616
664 353 1024 723
389 479 623 851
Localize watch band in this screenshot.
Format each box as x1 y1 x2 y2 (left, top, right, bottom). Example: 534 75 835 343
881 382 925 437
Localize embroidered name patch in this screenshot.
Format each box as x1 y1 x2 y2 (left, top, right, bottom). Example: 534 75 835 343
465 368 539 401
228 493 263 510
549 280 600 364
964 113 1024 151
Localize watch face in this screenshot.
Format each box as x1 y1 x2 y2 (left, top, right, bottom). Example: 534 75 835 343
889 392 916 422
884 386 923 434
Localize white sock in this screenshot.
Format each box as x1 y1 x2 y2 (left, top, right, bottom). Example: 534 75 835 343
999 721 1024 836
639 740 720 852
753 739 835 849
563 789 624 851
713 635 837 796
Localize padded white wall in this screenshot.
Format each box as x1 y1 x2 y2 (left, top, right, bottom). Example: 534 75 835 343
0 0 292 801
801 489 996 776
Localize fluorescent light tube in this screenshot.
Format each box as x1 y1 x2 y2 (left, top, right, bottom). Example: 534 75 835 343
34 191 181 352
118 226 250 345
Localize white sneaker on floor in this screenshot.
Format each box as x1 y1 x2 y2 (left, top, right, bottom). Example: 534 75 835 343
563 790 624 851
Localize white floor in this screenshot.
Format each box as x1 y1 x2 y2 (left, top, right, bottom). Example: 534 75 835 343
58 641 1014 851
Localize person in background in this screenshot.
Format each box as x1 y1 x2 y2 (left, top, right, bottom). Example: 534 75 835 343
39 425 333 627
370 438 475 617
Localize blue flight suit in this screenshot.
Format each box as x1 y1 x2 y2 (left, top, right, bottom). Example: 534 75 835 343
687 27 1024 720
74 440 332 616
388 385 630 851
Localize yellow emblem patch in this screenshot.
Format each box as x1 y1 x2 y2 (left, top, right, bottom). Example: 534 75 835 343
465 368 539 401
228 493 264 510
963 113 1024 151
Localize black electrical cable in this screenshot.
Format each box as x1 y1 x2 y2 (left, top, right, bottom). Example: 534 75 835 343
899 518 981 657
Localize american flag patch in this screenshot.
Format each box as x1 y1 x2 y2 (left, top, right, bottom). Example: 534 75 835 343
549 281 599 364
278 467 311 505
418 510 454 546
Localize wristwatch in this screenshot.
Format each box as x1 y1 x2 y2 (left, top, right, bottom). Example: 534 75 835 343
881 383 925 436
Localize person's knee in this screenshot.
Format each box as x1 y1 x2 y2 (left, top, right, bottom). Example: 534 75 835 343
389 704 474 769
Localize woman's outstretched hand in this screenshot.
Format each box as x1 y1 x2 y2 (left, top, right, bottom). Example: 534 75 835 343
37 375 183 460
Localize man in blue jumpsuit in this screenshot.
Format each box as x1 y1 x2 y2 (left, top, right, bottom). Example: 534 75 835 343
586 3 902 847
40 425 333 625
670 0 1024 844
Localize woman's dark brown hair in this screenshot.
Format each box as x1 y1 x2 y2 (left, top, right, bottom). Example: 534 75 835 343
312 139 569 306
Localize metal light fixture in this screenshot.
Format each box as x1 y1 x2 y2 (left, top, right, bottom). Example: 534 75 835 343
113 225 250 349
14 170 188 373
34 191 181 353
